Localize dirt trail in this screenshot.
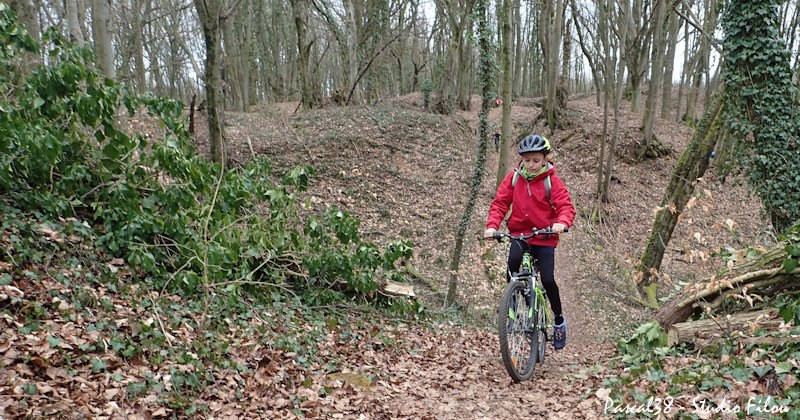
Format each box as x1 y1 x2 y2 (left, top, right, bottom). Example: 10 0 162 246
352 103 620 419
360 235 618 419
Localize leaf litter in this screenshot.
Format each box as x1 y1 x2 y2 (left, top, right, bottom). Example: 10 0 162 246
2 92 775 419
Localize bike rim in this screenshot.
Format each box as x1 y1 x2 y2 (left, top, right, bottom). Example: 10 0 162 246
498 282 536 381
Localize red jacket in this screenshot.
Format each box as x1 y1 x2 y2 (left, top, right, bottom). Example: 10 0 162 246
486 162 575 247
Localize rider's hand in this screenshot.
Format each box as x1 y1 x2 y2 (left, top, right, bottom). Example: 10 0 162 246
483 228 497 239
551 223 567 233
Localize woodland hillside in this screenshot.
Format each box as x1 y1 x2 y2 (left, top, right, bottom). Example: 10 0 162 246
204 92 768 322
4 0 800 418
5 87 799 418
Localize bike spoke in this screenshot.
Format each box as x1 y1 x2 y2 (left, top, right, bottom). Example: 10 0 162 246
498 281 537 382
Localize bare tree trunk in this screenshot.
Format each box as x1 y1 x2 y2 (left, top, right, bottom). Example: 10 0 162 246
92 0 114 79
625 0 654 113
666 309 782 346
8 0 39 70
344 0 358 103
702 0 718 104
603 0 630 201
167 14 181 98
676 9 693 122
240 2 251 108
594 0 612 209
637 91 724 304
446 0 492 307
685 0 715 126
495 0 513 189
66 0 83 43
194 0 227 167
684 62 702 124
661 3 680 120
456 32 472 111
291 0 318 110
131 0 149 93
222 11 243 111
639 0 667 161
513 0 524 95
542 0 564 131
558 18 571 109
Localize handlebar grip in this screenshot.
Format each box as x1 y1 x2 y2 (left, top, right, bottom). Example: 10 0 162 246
563 227 569 233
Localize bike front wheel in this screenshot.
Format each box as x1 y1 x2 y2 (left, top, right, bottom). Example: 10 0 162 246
497 280 537 382
536 293 547 363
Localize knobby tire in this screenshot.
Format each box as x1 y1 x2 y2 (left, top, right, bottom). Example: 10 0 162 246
497 280 537 382
536 293 547 363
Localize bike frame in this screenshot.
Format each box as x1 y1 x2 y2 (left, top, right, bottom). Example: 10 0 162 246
508 251 551 331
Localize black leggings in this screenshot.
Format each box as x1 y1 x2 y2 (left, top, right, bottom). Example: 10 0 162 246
507 239 562 317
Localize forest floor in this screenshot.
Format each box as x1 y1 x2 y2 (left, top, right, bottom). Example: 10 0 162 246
2 92 779 419
197 92 767 418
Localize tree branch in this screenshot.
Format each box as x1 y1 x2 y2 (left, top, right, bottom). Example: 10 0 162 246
221 0 245 20
345 31 403 105
677 0 723 54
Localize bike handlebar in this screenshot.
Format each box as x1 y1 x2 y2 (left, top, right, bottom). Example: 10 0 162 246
489 227 568 242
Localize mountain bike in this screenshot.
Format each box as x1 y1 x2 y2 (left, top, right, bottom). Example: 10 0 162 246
489 227 566 382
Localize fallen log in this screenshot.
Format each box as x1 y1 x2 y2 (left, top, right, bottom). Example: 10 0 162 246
667 308 781 346
654 239 800 330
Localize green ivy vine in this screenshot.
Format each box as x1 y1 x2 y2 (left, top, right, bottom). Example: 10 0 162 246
721 0 800 232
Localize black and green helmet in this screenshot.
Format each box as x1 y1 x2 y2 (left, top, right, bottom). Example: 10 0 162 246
518 134 551 154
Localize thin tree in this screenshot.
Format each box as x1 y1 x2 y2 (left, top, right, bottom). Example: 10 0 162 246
194 0 244 166
541 0 565 130
637 91 724 304
660 1 680 120
445 0 494 307
602 0 630 203
591 0 614 217
290 0 319 110
571 0 604 106
92 0 114 79
496 0 512 189
638 0 667 161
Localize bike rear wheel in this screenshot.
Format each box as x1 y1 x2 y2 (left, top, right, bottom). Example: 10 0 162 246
497 280 537 382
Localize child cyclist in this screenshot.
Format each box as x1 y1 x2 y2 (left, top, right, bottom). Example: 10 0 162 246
483 134 575 349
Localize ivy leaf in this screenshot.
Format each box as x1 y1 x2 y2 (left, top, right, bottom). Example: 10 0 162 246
776 362 793 374
786 245 800 257
46 336 62 348
753 365 773 378
784 258 798 273
90 358 107 373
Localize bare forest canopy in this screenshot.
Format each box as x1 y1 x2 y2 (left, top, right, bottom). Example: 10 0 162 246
7 0 800 111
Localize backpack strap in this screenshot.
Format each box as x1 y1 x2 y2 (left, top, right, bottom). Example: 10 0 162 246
544 174 552 208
